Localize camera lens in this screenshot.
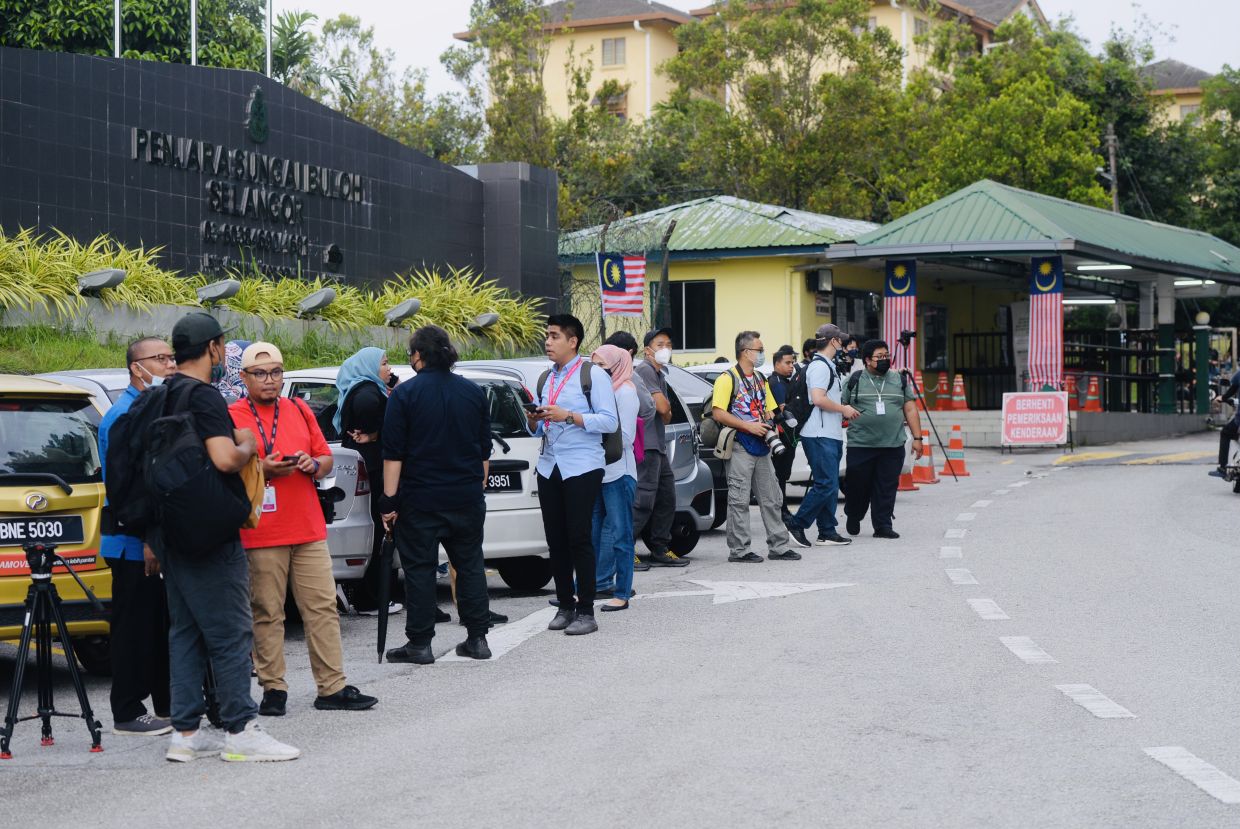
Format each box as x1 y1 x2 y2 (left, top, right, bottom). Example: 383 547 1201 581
763 427 786 456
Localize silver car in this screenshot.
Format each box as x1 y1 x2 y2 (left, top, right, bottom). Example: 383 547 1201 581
43 370 375 583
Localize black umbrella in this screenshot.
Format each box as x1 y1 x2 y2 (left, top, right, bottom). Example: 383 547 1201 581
376 530 396 663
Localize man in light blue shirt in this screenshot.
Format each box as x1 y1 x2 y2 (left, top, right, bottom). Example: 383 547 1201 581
99 336 177 736
527 314 618 636
785 324 860 548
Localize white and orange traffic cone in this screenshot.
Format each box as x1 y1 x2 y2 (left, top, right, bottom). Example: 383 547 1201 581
913 369 928 412
1065 374 1080 412
912 429 940 484
939 424 970 477
933 372 951 411
950 374 970 412
1083 375 1103 412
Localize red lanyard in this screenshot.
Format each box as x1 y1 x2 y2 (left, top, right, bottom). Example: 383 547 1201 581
546 358 583 407
247 399 279 456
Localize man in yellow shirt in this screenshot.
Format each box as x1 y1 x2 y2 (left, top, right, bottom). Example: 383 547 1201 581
710 331 800 563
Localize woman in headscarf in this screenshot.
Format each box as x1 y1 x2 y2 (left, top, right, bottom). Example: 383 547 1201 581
336 346 401 616
589 344 650 611
214 339 252 402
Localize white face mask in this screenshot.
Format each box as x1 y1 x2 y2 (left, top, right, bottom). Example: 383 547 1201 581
653 347 672 366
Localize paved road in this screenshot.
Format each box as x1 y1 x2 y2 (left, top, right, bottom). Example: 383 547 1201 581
2 431 1237 827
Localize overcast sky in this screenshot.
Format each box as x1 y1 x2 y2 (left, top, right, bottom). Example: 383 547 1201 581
286 0 1238 96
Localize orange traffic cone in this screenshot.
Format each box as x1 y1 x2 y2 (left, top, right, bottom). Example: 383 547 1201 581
950 374 970 411
1065 374 1080 412
898 469 919 491
912 429 940 484
1083 375 1103 412
933 372 951 411
913 369 928 412
939 424 970 477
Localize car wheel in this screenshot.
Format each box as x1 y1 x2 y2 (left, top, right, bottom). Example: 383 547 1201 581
73 636 111 677
497 557 553 592
668 515 701 556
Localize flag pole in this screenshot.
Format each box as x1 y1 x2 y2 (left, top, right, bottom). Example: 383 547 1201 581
597 220 612 344
190 0 198 66
655 219 676 330
113 0 121 58
265 0 273 77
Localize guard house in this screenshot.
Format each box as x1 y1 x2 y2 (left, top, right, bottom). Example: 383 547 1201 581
826 180 1240 444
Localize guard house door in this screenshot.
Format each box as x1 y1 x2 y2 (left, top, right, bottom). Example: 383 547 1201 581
951 306 1017 410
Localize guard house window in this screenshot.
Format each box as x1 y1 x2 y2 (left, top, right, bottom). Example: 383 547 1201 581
920 304 948 371
652 280 715 351
834 288 880 343
602 38 626 66
914 17 930 37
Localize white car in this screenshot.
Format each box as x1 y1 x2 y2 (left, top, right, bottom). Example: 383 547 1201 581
282 365 554 591
44 370 375 583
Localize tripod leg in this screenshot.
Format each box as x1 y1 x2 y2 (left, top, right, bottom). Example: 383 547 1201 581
46 584 103 752
36 591 55 746
0 585 38 759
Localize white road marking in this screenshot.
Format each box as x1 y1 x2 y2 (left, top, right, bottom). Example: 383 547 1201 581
939 546 963 559
1145 747 1240 804
1055 684 1137 718
1009 481 1030 487
686 580 856 604
633 590 715 600
992 489 1010 496
945 528 968 539
955 512 977 522
436 606 557 663
945 568 978 585
1000 636 1057 664
970 500 993 508
968 598 1010 620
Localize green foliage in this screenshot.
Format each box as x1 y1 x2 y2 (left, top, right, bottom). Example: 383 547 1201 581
1200 66 1240 246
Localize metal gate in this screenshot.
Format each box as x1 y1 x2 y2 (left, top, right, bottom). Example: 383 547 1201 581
951 332 1016 410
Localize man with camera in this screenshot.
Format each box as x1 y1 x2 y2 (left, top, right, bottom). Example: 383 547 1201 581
784 324 860 548
710 331 800 563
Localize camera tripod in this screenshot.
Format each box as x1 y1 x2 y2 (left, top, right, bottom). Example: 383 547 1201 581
895 334 958 482
0 542 104 759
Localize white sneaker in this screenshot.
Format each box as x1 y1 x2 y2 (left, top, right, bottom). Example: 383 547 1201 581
221 720 301 762
165 727 226 763
357 602 404 617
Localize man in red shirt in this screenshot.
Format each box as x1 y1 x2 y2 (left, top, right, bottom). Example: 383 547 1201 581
229 342 377 717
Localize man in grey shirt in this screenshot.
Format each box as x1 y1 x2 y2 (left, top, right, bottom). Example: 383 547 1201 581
631 328 689 567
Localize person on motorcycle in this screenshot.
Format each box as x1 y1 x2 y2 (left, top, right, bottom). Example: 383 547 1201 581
1210 369 1240 478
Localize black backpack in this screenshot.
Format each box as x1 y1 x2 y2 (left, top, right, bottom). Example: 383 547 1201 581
845 369 909 396
142 381 251 558
536 361 623 465
103 384 172 537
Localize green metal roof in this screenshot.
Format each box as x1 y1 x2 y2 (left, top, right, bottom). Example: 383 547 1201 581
558 195 878 259
829 180 1240 282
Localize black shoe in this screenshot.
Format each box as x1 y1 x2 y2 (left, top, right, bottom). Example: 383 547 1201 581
600 600 629 612
595 589 615 599
873 528 900 539
435 608 451 623
728 552 764 563
258 689 287 717
385 642 435 664
455 636 492 660
314 685 378 711
564 614 598 635
786 523 812 548
633 559 652 572
768 550 802 561
649 551 690 568
548 609 577 631
846 518 861 536
817 532 853 546
1209 467 1226 478
458 610 509 626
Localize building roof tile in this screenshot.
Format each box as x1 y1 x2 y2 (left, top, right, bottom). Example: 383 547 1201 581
1140 58 1214 92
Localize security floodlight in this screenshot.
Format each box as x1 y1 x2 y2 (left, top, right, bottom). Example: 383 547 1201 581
77 268 126 293
384 298 421 327
1195 311 1211 326
297 287 336 318
468 312 500 333
196 278 241 304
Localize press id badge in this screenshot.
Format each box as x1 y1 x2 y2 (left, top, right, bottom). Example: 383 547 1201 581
875 398 887 416
262 485 278 513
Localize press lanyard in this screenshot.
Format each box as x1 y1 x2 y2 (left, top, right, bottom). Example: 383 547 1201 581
546 358 583 407
247 398 280 455
866 372 889 415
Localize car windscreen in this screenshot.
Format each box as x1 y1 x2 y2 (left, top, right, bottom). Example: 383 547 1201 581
474 379 534 439
0 397 102 483
662 365 714 422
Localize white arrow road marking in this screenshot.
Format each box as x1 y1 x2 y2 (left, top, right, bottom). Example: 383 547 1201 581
1145 747 1240 804
939 546 963 559
955 512 977 522
945 568 978 585
1000 636 1057 664
945 528 968 539
1055 684 1136 718
633 589 716 600
968 598 1010 620
436 606 557 663
684 580 856 604
970 500 993 508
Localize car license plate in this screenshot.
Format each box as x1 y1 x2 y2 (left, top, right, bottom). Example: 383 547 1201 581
0 515 86 548
485 472 521 493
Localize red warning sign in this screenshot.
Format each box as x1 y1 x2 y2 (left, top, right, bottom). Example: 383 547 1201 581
1001 392 1069 446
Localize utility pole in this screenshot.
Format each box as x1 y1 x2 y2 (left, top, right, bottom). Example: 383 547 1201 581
1106 122 1119 213
113 0 121 58
655 220 677 330
597 220 613 344
265 0 273 77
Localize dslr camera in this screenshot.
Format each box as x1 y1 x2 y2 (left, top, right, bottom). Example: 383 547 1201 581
763 411 797 456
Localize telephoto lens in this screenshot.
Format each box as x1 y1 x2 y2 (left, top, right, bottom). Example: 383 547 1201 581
763 425 787 456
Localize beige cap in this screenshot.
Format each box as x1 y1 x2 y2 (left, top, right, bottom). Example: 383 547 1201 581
240 341 284 369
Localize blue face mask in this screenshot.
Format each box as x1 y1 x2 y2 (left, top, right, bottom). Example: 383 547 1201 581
209 345 225 384
136 362 164 388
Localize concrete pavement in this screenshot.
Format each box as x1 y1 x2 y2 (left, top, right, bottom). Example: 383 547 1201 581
1 432 1237 827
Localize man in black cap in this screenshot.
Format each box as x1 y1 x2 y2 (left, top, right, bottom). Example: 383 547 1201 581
632 328 688 568
155 312 300 764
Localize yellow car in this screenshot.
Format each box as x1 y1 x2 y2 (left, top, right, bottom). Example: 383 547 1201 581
0 375 112 675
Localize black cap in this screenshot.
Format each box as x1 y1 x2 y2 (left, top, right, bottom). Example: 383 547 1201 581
643 327 674 347
171 312 233 351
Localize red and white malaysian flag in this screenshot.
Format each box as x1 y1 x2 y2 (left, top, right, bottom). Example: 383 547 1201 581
882 260 917 371
1028 257 1064 389
596 253 646 317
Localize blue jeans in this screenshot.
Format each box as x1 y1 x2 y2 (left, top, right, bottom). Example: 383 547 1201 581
791 436 843 535
592 476 637 601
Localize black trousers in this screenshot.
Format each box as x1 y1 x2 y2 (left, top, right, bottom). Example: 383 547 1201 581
632 451 675 555
843 446 905 532
771 442 795 510
104 556 171 722
1220 420 1239 468
394 497 490 644
538 466 604 615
